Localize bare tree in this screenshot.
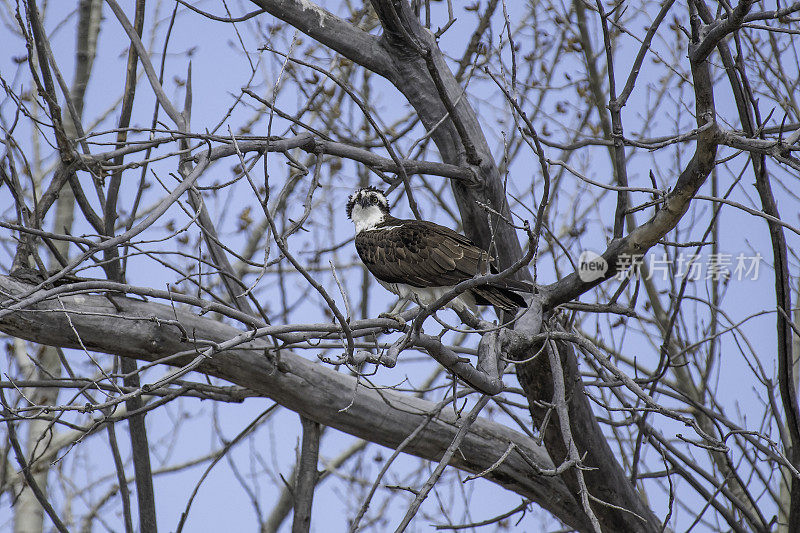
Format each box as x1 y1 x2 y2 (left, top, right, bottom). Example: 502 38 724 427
1 0 800 531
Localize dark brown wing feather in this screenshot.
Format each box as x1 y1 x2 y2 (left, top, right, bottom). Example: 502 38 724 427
355 217 532 309
471 286 528 310
355 218 491 287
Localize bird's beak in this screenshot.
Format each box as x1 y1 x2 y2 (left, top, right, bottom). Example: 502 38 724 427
358 196 371 208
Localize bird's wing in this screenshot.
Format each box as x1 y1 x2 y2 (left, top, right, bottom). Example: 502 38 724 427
354 220 491 288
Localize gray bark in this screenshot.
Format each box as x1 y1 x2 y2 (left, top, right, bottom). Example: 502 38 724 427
0 274 592 532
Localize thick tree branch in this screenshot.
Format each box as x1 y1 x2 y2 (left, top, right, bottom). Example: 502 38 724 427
247 0 392 76
291 416 321 533
541 30 720 310
0 275 591 532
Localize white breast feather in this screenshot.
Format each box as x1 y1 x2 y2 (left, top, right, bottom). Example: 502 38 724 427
350 204 385 233
377 280 476 312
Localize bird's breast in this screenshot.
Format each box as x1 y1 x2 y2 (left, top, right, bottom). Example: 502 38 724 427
376 280 457 307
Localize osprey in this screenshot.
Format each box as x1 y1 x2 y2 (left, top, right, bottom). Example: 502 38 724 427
347 187 531 315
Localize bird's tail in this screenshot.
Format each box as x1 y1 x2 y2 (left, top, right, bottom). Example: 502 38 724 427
471 285 528 311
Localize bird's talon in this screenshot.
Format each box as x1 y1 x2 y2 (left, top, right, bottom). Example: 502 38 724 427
379 312 407 329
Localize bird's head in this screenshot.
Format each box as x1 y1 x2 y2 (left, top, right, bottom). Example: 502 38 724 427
347 186 390 232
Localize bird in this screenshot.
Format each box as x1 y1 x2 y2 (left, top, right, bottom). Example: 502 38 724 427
346 186 531 317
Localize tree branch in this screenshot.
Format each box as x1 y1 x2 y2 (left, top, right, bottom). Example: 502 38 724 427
292 416 321 533
0 275 591 532
247 0 392 76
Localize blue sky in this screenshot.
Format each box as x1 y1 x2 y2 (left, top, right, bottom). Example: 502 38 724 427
1 1 798 531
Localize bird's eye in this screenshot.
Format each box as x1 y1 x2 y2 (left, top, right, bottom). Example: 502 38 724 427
370 196 377 204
